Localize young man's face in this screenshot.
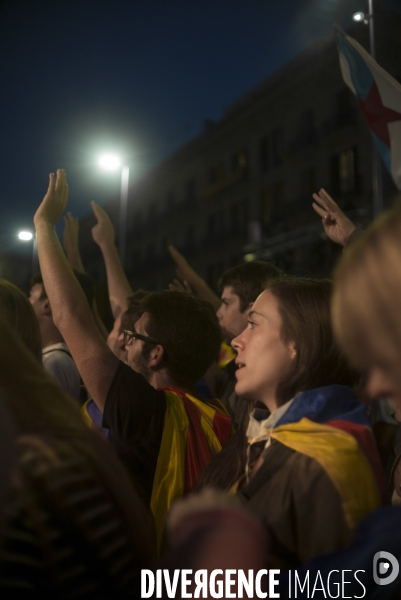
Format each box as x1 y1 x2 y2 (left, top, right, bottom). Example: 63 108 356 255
125 312 153 381
216 286 250 343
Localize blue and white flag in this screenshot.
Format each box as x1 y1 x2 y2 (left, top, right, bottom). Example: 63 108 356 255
335 26 401 190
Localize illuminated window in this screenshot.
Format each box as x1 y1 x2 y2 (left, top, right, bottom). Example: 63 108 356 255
332 147 356 194
261 189 270 225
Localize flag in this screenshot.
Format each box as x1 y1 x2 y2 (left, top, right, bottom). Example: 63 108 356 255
150 387 232 551
335 25 401 190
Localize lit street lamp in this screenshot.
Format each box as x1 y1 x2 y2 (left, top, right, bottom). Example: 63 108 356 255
352 0 383 215
98 154 130 270
18 230 37 274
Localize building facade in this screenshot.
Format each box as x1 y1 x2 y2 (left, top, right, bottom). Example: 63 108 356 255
79 13 401 312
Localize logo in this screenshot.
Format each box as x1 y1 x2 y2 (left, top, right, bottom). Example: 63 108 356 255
373 552 399 586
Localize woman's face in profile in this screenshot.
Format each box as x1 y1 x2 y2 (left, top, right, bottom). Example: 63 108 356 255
231 290 296 409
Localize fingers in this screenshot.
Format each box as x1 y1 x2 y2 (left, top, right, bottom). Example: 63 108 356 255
319 188 339 211
91 200 107 222
183 280 192 293
55 169 68 197
312 201 327 219
47 172 56 196
312 191 330 212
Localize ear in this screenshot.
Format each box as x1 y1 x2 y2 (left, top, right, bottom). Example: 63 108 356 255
147 344 166 369
289 341 297 361
42 298 52 317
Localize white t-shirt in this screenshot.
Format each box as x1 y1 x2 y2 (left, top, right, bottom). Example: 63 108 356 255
42 343 81 402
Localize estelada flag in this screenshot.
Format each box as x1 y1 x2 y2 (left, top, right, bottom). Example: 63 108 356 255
335 25 401 190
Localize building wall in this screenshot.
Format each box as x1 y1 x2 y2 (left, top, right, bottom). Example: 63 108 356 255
79 14 401 309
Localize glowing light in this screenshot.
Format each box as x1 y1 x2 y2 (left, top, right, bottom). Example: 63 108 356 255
18 231 33 241
244 253 256 262
353 12 365 22
98 154 121 171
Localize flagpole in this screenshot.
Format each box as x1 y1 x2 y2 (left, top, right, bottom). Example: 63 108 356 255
368 0 384 216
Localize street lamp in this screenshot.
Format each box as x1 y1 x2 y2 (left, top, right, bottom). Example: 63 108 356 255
18 230 37 274
352 0 383 216
98 154 130 270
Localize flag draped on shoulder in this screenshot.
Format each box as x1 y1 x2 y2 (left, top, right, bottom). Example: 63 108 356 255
335 25 401 190
271 385 386 532
150 387 232 551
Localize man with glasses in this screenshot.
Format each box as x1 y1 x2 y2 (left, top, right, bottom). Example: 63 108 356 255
33 170 232 548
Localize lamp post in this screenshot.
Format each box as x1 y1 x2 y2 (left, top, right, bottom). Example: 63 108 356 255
98 154 130 270
18 230 37 275
353 0 383 216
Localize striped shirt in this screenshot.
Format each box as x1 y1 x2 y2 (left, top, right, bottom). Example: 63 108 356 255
0 436 143 598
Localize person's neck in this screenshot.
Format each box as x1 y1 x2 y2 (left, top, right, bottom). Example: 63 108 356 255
260 394 278 414
39 321 64 350
148 369 175 390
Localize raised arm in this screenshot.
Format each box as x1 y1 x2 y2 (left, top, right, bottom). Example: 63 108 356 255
91 201 133 319
168 244 221 311
34 170 119 412
62 211 85 273
312 188 357 247
63 210 109 342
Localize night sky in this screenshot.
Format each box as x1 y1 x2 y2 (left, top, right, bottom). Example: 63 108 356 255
1 0 400 261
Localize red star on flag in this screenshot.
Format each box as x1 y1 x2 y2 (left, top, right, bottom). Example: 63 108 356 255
358 82 401 148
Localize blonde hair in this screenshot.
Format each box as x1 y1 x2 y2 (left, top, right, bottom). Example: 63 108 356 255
332 202 401 388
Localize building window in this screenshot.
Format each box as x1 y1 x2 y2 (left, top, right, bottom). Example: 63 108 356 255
209 163 224 184
165 191 175 211
146 244 155 265
261 189 270 225
208 211 225 241
185 178 196 203
259 136 269 173
232 150 247 171
208 262 224 290
337 88 351 115
132 211 142 231
332 147 357 194
185 224 194 250
230 199 248 235
273 127 284 165
300 166 316 200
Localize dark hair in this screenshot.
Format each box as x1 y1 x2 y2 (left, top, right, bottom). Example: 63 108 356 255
120 289 150 333
0 314 156 567
218 261 284 312
140 290 221 389
0 279 42 362
31 270 95 307
195 401 255 492
267 277 359 405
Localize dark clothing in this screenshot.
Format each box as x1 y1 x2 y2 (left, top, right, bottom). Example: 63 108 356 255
103 362 167 504
0 436 152 599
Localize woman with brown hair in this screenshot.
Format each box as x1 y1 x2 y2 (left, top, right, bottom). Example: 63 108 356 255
0 312 155 597
0 278 42 362
197 277 385 568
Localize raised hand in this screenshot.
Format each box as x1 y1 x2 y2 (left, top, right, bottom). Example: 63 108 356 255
62 211 85 273
91 201 115 248
168 244 199 283
168 244 221 311
168 278 193 294
34 170 69 228
63 211 80 255
312 188 356 247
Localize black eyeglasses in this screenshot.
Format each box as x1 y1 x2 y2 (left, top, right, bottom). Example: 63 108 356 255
123 329 162 347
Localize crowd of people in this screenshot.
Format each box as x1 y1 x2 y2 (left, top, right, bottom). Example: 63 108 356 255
1 171 401 598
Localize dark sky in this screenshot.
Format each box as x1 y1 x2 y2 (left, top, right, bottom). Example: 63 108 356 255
1 0 400 259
